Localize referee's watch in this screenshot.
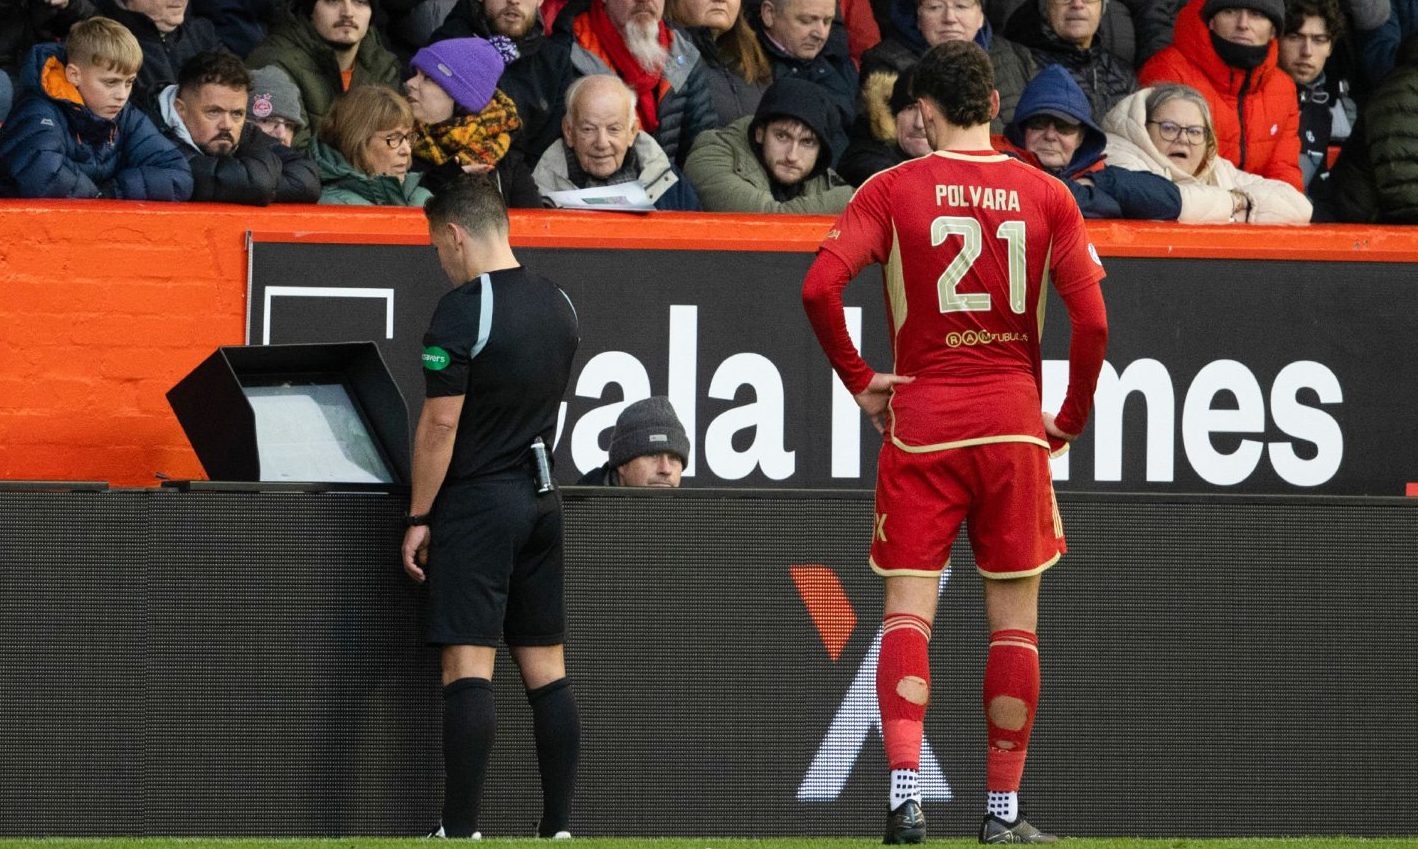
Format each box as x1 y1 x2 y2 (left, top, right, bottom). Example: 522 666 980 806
405 512 431 527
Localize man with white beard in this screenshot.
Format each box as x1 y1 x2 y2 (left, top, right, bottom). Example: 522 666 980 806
554 0 717 166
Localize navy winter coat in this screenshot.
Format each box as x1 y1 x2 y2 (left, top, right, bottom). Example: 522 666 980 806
160 85 319 205
0 43 191 200
1004 64 1179 220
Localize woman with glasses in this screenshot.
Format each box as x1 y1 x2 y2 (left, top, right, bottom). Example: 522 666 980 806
1102 83 1312 221
315 84 434 205
998 64 1181 218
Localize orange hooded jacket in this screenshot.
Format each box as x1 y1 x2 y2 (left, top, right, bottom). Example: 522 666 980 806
1138 0 1302 190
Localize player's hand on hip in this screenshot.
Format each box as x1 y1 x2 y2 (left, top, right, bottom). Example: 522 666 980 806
402 525 431 583
855 372 914 434
1042 411 1080 446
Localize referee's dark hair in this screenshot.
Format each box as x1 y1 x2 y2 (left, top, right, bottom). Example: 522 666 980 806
424 173 510 238
911 40 995 129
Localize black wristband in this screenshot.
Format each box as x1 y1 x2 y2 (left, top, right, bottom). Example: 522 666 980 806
405 512 431 527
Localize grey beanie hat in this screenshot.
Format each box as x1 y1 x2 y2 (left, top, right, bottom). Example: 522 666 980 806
247 65 306 128
609 397 691 469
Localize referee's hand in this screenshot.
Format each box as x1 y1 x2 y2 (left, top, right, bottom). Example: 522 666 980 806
402 525 431 583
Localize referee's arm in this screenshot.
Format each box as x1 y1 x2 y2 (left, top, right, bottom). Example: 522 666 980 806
401 393 466 582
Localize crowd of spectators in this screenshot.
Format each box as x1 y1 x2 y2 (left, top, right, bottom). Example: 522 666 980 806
0 0 1416 221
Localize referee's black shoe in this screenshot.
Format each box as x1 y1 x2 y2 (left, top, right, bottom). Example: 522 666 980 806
979 813 1058 844
883 799 926 844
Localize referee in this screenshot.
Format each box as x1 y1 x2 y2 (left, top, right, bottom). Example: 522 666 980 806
400 175 581 839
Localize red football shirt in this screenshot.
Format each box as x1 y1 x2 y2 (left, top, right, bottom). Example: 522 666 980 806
817 150 1105 449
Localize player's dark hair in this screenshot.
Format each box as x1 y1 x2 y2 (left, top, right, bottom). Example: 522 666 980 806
910 41 995 129
1283 0 1344 42
424 173 510 238
177 51 252 98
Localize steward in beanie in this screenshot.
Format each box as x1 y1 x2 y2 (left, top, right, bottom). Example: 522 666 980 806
576 396 691 486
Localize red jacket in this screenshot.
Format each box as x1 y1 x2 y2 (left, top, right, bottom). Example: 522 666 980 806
1138 0 1302 190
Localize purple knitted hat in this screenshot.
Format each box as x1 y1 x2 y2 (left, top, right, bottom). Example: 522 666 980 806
409 37 515 114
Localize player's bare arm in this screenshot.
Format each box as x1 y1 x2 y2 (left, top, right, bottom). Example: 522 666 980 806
402 393 466 582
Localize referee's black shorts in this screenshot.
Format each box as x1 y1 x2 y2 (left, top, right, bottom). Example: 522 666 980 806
425 472 565 647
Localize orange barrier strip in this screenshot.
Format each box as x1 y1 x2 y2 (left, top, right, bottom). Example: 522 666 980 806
3 200 1418 488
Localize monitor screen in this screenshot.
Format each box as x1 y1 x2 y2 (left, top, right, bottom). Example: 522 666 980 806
241 380 394 483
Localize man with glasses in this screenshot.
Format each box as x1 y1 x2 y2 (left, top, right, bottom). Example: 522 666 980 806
248 65 308 150
858 0 1038 133
1002 0 1136 120
1277 0 1355 193
804 41 1108 845
1000 64 1180 218
159 52 320 204
1139 0 1304 189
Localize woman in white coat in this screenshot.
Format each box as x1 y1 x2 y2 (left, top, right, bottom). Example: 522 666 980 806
1102 84 1312 223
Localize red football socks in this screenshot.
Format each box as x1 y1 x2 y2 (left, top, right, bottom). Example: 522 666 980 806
877 613 933 771
983 629 1040 792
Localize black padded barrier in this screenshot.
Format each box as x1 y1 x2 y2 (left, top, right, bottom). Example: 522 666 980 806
1 488 1415 836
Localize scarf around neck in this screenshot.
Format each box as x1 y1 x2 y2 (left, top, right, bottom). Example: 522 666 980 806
585 0 671 132
412 89 522 168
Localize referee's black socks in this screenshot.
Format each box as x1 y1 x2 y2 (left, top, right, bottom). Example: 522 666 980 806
528 677 580 837
442 677 496 837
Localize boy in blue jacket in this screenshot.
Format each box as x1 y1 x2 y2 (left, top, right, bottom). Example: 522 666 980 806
0 17 192 200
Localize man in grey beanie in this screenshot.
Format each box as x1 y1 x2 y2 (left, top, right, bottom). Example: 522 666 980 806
577 396 690 487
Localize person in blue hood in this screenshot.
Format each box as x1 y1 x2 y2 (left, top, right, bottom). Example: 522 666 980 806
0 17 192 200
1000 63 1180 219
859 0 1036 131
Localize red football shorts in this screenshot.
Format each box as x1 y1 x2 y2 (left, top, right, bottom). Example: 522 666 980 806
870 440 1065 578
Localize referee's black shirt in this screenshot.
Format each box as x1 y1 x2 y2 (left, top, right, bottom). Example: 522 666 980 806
421 266 579 481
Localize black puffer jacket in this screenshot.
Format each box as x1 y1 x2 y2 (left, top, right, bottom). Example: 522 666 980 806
1003 0 1135 121
432 0 578 161
685 25 768 126
96 0 227 122
160 88 320 205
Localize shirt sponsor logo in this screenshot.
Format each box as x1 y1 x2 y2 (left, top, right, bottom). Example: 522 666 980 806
1088 243 1102 266
945 330 1028 348
422 346 451 370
